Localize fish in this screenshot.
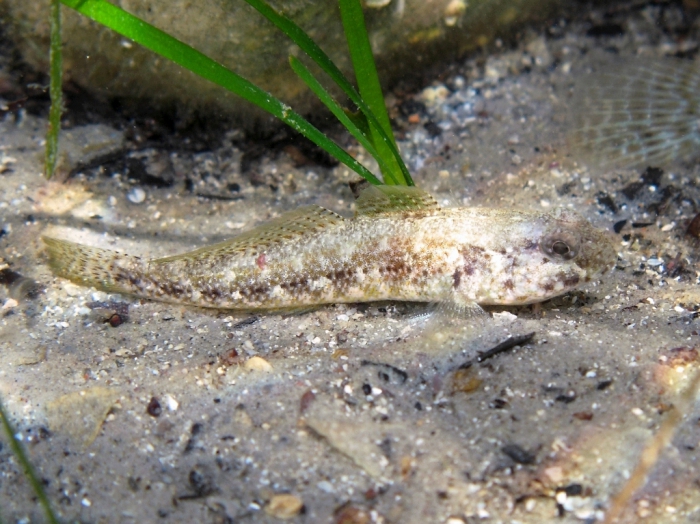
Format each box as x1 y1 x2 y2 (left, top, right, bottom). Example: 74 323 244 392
569 56 700 169
42 185 616 311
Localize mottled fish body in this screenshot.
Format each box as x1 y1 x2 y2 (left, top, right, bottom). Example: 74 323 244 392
570 57 700 168
43 186 615 310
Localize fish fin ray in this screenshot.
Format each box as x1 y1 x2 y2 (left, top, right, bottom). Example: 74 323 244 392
569 57 700 168
152 205 345 264
42 236 145 294
354 185 441 217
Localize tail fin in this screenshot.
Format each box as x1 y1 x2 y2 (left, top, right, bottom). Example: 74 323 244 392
42 236 148 295
570 57 700 168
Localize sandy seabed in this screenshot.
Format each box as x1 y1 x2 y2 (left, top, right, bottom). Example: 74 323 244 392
1 3 700 523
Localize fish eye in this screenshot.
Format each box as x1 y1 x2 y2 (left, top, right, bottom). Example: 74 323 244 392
551 241 570 256
540 231 579 260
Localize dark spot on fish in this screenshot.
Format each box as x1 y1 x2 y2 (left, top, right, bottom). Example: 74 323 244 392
280 279 303 291
460 245 484 276
329 269 350 283
243 285 269 299
503 279 514 291
385 259 409 276
159 282 185 298
202 287 223 301
562 274 580 287
452 269 461 289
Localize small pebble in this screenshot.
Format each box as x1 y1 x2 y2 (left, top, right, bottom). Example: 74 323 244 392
147 397 162 417
544 466 563 483
244 356 273 372
317 480 334 493
687 213 700 238
127 187 146 204
265 494 303 519
164 395 179 411
335 506 371 524
1 298 18 310
63 283 83 297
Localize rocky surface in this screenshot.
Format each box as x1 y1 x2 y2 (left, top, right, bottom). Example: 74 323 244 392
1 0 563 128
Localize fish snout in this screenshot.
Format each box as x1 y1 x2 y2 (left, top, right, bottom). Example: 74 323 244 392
576 227 617 281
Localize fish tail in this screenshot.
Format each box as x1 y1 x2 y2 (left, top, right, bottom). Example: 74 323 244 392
570 57 700 168
42 236 148 295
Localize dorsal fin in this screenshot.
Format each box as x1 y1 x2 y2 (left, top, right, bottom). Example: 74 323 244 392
354 185 440 217
152 205 344 263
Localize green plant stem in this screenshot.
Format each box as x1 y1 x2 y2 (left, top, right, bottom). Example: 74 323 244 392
58 0 381 185
242 0 413 186
289 56 394 180
45 0 63 179
338 0 406 185
0 399 59 524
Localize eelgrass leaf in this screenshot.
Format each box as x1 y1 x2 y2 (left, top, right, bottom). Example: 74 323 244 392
57 0 381 185
337 0 408 185
289 56 399 184
0 398 59 524
45 0 63 179
242 0 413 186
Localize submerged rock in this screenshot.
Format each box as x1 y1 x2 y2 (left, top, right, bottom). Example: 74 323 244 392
1 0 565 128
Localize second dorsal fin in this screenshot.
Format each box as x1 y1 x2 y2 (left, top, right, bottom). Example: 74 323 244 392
354 185 440 217
152 205 345 264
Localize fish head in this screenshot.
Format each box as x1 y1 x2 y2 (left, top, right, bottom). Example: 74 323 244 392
470 208 616 305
